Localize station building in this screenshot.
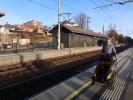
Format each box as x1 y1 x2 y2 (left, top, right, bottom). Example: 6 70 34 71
51 22 107 48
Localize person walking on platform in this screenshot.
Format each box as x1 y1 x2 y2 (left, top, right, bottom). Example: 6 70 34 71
92 37 118 84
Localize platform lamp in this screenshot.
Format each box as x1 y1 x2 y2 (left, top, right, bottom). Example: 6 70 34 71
0 12 5 17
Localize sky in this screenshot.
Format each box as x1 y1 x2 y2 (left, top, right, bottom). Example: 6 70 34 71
0 0 133 38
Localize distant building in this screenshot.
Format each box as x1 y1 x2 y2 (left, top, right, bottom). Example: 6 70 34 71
0 25 9 43
0 21 51 44
9 30 51 44
0 23 23 33
0 25 9 33
4 23 22 31
0 24 22 43
0 11 6 43
50 23 107 48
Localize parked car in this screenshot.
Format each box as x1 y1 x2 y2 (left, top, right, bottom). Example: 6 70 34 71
6 44 12 49
3 44 12 49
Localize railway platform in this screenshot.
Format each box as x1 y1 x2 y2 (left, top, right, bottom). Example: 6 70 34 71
29 48 133 100
0 46 101 66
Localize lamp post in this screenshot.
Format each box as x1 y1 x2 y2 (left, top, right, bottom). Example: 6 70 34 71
58 0 61 50
0 11 5 17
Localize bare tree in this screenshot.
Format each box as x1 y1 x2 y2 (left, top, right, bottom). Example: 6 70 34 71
118 34 124 43
107 24 133 46
74 12 90 30
107 24 119 40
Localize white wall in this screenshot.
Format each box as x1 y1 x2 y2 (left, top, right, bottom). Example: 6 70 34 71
13 38 30 45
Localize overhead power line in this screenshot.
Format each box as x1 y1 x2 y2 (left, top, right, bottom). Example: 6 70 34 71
28 0 75 14
101 0 114 15
89 0 115 21
125 0 133 3
107 0 133 3
94 0 133 9
28 0 58 11
93 2 123 9
28 0 73 22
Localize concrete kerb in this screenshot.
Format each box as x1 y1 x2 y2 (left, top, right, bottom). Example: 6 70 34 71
0 47 101 67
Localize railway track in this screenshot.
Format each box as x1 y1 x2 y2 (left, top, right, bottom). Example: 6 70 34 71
0 47 129 100
0 58 98 100
0 50 100 87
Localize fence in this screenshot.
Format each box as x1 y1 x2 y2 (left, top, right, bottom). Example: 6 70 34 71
0 42 57 54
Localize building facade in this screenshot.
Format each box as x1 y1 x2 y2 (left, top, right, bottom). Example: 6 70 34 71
51 23 107 48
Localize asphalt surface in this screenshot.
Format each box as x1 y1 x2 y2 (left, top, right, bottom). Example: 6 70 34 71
71 48 133 100
120 51 133 100
69 48 133 100
29 48 133 100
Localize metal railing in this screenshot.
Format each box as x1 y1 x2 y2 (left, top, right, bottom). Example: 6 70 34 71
0 42 57 54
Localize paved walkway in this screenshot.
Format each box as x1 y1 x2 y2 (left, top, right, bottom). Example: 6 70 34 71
121 52 133 100
0 46 101 66
29 48 133 100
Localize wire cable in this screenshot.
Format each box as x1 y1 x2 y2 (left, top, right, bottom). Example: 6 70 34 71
101 0 115 18
89 0 115 21
28 0 58 11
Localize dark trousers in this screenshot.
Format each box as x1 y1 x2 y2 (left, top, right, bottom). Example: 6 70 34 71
95 55 113 81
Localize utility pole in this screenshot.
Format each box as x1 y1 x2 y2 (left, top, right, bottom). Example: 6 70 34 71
0 12 5 53
58 0 61 50
103 25 105 34
86 17 89 30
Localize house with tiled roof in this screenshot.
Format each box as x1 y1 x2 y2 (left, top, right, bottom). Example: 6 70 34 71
0 23 24 43
9 30 52 44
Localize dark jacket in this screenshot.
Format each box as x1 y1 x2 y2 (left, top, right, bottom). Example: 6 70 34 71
102 43 117 58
